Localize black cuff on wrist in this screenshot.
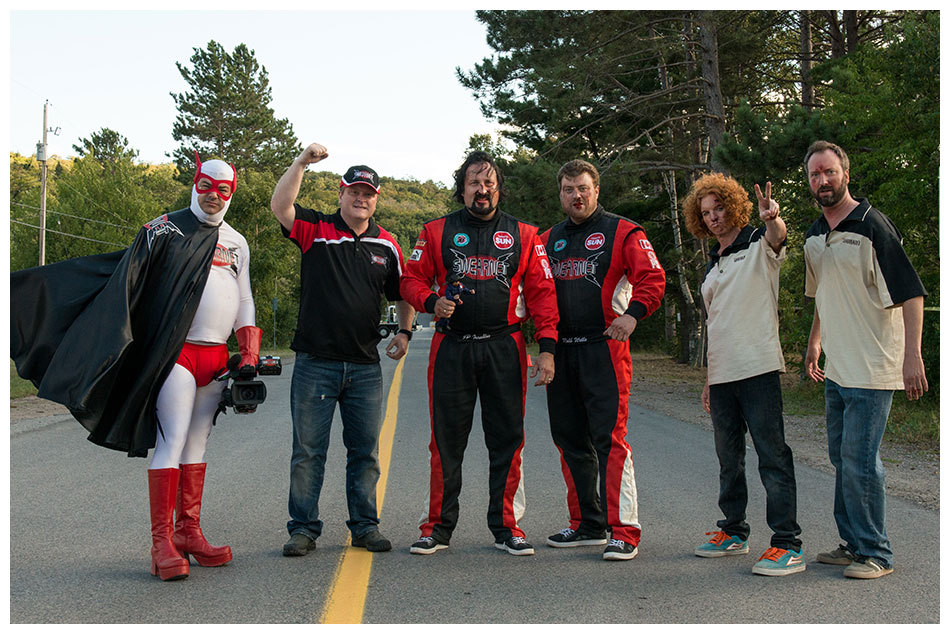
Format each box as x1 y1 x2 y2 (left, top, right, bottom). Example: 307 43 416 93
538 338 556 356
397 328 413 341
624 301 647 321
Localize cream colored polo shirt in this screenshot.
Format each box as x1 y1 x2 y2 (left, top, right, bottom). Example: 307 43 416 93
803 199 927 390
702 225 786 385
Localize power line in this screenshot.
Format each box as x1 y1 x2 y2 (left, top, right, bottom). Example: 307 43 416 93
11 202 134 230
49 208 134 230
55 179 135 226
10 201 41 211
10 219 127 247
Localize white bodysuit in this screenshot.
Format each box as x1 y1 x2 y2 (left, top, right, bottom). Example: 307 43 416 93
151 213 256 469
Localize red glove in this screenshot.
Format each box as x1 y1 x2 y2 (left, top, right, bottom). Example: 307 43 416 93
236 326 263 371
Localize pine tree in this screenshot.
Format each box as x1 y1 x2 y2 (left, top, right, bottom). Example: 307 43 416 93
170 40 301 179
73 127 139 163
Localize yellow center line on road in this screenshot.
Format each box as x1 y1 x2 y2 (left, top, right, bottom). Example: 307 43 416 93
319 355 406 624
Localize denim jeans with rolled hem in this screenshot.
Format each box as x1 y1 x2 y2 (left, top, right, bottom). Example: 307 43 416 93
287 352 383 540
709 371 801 550
825 379 894 567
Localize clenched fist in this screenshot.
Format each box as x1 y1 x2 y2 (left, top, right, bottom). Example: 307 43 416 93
297 143 329 166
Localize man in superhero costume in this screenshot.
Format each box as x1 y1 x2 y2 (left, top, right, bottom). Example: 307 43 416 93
10 154 262 581
541 159 665 561
401 151 559 556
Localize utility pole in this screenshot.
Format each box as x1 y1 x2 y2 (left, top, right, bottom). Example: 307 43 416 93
272 277 278 348
35 101 60 266
37 101 49 266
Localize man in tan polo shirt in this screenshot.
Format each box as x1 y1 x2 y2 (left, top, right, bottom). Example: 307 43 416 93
803 140 927 580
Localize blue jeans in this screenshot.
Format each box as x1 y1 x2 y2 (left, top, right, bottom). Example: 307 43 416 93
825 379 894 566
287 352 383 539
709 371 801 550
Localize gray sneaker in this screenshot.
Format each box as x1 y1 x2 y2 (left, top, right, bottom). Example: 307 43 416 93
816 544 855 565
844 557 894 579
283 533 316 557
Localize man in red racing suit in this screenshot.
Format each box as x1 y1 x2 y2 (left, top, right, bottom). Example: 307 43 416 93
400 151 559 556
540 159 665 561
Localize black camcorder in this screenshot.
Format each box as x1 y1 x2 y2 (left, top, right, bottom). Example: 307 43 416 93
212 354 282 424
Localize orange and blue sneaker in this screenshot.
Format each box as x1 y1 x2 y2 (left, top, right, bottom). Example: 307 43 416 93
752 547 806 576
694 531 749 557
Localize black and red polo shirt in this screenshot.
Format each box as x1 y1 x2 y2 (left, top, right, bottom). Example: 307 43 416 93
282 204 404 364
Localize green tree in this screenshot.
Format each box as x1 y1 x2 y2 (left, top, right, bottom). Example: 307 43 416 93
44 153 164 262
716 11 939 392
10 153 48 271
72 127 139 164
170 41 301 179
459 10 746 364
814 12 939 392
374 177 454 255
459 9 918 367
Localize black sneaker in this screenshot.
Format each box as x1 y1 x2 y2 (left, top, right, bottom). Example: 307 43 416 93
603 538 638 561
352 529 392 552
409 536 448 555
494 535 535 556
282 533 316 557
546 527 608 548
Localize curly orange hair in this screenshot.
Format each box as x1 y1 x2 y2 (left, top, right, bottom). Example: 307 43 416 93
682 173 754 240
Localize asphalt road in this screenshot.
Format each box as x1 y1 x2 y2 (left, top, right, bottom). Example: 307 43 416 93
8 327 940 623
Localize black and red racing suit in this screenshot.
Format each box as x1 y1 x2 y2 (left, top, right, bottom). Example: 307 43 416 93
400 208 559 543
540 205 665 545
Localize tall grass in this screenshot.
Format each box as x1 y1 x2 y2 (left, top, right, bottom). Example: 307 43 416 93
783 374 938 449
9 360 37 399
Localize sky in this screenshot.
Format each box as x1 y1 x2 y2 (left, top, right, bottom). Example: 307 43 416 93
8 8 506 186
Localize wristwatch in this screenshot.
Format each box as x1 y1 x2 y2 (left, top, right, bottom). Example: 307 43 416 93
397 328 413 341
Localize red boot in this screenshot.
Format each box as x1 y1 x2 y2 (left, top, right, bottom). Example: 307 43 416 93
148 468 189 581
173 463 233 567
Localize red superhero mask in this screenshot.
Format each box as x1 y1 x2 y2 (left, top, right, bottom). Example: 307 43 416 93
193 151 237 200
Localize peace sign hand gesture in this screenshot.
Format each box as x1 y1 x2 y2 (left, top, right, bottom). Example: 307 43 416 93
755 182 780 222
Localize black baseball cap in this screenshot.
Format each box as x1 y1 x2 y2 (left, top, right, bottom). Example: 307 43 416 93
341 165 380 193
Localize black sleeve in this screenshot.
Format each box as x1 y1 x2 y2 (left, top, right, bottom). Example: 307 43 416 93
280 203 319 243
872 213 927 304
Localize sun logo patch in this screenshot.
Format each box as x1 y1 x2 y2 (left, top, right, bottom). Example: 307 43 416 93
585 232 605 250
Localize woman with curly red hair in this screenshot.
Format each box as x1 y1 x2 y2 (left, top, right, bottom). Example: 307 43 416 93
683 173 804 576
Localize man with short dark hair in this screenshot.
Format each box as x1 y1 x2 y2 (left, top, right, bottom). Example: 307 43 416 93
541 159 665 561
401 151 559 556
803 140 927 579
272 143 414 556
